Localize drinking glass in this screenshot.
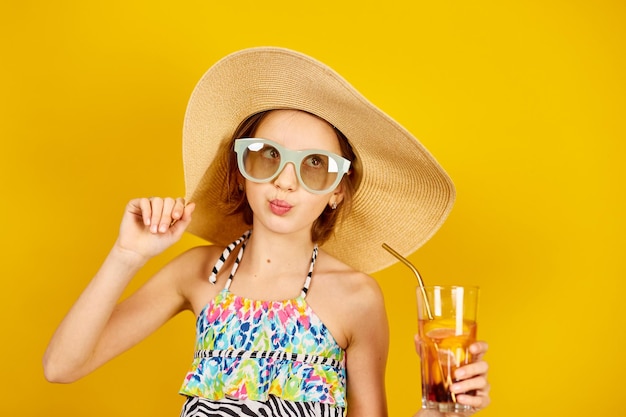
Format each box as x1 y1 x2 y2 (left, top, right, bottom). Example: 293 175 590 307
416 285 479 413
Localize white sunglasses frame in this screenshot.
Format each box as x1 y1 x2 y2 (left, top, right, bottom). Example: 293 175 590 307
234 138 351 194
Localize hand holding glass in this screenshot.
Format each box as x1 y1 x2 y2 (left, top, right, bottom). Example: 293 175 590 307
417 285 479 413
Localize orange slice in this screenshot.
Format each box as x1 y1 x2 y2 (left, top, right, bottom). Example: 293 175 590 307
426 327 456 341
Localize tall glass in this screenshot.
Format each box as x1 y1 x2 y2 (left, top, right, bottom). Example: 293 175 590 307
416 285 479 413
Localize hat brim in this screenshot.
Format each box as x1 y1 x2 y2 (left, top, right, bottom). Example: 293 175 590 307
183 47 455 274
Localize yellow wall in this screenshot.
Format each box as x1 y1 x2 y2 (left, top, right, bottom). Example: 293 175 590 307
1 1 624 416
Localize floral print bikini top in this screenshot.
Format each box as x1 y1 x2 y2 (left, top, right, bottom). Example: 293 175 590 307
179 231 347 408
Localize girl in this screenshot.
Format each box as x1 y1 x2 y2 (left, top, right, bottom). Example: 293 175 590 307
43 47 490 416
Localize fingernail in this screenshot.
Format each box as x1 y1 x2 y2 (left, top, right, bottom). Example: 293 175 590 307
451 383 461 393
150 224 157 233
455 369 466 379
159 224 168 232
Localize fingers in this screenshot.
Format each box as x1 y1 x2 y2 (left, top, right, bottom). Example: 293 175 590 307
452 372 491 410
137 198 152 227
173 197 187 221
414 334 424 357
180 201 196 222
455 358 488 379
412 335 491 413
454 379 491 410
412 334 492 413
170 201 195 231
451 340 488 381
453 362 489 388
469 340 489 360
135 197 193 234
452 340 490 411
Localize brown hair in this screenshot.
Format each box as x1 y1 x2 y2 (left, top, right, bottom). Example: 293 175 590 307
219 110 360 244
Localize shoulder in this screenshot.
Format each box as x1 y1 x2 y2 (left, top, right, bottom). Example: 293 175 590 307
165 244 230 314
309 250 388 347
169 244 222 272
315 249 385 307
156 244 220 283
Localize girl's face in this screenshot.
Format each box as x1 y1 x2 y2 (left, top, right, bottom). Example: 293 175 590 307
243 109 344 239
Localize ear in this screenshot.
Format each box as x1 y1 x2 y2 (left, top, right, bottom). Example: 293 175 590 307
237 172 245 192
329 186 345 209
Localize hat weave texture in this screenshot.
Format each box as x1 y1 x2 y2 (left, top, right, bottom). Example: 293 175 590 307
183 47 455 274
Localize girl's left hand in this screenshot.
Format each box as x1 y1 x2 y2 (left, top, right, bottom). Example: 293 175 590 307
414 337 491 416
450 340 490 411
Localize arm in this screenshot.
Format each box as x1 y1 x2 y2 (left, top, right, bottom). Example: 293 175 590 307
42 197 195 382
344 277 390 417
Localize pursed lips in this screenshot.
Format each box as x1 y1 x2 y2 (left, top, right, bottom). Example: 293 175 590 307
269 199 293 215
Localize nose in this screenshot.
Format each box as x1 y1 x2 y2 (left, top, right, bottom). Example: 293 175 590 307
273 162 298 191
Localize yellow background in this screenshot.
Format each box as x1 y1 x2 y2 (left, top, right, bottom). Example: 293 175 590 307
1 1 624 416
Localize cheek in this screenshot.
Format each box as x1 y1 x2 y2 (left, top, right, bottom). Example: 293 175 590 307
244 182 265 206
303 194 332 216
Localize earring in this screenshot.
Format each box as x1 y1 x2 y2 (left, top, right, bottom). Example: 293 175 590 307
238 183 244 191
331 202 338 210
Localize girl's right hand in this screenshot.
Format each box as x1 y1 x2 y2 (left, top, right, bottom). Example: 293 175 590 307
115 197 195 262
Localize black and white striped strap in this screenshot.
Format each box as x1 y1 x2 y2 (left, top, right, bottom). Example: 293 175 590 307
209 230 251 284
300 245 318 298
193 348 345 369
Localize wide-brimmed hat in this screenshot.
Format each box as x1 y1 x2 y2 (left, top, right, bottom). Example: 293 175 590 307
183 47 455 274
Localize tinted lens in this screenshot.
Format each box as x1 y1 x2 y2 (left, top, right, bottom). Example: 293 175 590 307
238 139 345 193
300 153 338 191
243 142 281 180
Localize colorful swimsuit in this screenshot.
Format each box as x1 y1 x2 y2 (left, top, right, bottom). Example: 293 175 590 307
179 232 347 417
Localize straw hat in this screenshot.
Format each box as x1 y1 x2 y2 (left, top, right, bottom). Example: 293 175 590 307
183 47 455 274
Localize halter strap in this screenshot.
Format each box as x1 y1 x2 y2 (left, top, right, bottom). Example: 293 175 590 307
208 230 319 298
208 230 251 284
301 245 318 298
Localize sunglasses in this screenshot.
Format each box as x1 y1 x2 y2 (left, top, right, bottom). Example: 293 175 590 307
234 138 351 194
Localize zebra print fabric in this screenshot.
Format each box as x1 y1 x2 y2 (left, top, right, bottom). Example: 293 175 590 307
180 395 345 417
209 231 251 284
192 348 343 370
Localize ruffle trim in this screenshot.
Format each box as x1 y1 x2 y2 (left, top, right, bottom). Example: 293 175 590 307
179 350 346 407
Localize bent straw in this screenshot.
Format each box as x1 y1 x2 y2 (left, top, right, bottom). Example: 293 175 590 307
382 243 433 320
382 244 457 401
383 244 461 403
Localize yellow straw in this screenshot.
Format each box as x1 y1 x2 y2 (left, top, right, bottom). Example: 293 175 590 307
381 243 433 320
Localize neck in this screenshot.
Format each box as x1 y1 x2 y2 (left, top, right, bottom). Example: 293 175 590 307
242 228 316 276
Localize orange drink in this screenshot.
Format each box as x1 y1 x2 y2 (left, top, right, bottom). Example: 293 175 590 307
416 286 479 413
